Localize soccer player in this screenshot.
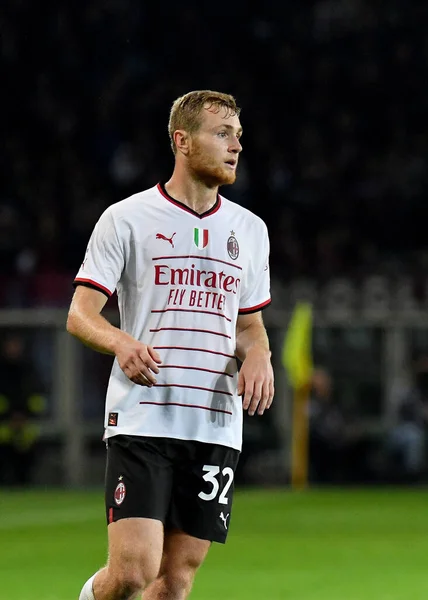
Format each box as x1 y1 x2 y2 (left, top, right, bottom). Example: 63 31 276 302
68 90 274 600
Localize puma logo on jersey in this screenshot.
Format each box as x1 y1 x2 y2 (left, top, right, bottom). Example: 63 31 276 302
219 512 229 529
156 232 176 248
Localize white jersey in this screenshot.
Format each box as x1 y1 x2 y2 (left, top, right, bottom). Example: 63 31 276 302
74 183 270 450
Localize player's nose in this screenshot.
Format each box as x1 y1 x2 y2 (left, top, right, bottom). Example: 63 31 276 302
229 137 242 154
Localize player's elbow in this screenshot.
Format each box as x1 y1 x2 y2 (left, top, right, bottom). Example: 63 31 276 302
66 311 79 337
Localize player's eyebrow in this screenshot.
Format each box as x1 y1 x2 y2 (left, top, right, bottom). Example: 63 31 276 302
215 124 243 135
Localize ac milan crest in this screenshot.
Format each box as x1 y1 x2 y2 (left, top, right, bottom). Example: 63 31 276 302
227 231 239 260
114 480 126 505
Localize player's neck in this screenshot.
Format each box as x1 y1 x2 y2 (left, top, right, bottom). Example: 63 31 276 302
164 174 218 215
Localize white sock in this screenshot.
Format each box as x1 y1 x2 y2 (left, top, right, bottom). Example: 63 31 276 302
79 573 96 600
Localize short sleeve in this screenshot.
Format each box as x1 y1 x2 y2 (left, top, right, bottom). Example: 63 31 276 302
73 208 125 297
239 221 271 314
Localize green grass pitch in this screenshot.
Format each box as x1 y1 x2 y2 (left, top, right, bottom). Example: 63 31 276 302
1 488 428 599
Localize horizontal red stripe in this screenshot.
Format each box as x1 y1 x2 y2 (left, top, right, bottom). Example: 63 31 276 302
151 308 232 322
150 327 231 339
238 298 271 314
152 383 233 396
153 346 236 359
74 278 113 297
159 365 233 378
140 400 232 414
151 255 242 271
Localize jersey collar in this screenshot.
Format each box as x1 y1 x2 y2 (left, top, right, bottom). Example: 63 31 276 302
157 183 221 219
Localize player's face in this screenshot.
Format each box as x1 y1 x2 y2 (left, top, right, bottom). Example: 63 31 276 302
187 105 243 187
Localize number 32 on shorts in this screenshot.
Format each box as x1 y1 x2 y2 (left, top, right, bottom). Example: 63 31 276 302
198 465 234 504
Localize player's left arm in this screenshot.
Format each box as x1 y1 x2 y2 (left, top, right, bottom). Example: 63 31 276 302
235 311 274 416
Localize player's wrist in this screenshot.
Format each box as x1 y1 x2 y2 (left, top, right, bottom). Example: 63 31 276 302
110 330 132 356
245 345 271 360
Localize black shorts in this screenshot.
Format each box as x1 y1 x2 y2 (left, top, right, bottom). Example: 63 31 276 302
105 435 240 544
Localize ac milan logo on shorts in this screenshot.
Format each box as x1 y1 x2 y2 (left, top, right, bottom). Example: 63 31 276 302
114 481 126 505
227 233 239 260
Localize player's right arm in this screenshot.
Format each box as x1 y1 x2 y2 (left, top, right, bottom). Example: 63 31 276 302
66 205 161 386
67 286 161 386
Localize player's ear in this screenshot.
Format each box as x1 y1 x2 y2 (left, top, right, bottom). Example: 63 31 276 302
174 130 190 155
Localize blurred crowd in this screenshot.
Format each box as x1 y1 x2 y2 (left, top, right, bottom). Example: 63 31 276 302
2 0 428 307
309 354 428 485
0 334 45 485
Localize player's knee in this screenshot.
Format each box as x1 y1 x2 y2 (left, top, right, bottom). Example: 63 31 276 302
111 564 157 597
161 571 193 597
163 558 202 595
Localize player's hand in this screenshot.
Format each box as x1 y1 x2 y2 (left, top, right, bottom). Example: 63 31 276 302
237 347 274 416
115 340 162 386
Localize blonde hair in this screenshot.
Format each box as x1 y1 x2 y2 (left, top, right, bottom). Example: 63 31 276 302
168 90 241 154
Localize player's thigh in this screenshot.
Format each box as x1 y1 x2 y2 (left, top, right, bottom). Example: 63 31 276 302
105 435 173 525
107 517 164 585
159 528 210 583
168 443 240 544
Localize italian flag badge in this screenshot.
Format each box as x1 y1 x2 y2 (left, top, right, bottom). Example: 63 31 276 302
194 228 209 249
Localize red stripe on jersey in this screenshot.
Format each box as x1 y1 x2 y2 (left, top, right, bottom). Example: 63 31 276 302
151 308 232 322
74 278 113 297
156 183 222 219
152 255 242 270
150 327 231 339
152 383 233 396
153 346 236 359
140 400 232 415
238 298 272 314
159 365 234 378
108 507 114 524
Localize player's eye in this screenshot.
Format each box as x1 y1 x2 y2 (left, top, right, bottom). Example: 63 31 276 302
217 131 228 138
